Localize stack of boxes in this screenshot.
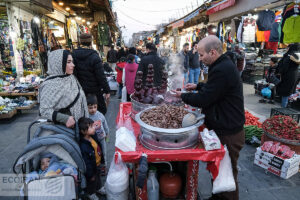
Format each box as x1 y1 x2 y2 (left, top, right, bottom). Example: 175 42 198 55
254 147 300 179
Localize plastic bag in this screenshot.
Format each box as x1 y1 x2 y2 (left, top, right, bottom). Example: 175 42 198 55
212 146 236 194
121 86 127 102
115 127 136 152
106 152 129 200
261 87 271 98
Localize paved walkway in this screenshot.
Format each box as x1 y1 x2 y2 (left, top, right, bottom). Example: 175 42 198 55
0 83 299 200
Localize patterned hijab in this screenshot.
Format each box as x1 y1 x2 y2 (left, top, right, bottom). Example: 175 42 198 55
39 49 88 122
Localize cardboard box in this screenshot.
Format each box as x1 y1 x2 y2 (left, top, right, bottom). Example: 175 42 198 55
254 159 299 179
255 147 300 171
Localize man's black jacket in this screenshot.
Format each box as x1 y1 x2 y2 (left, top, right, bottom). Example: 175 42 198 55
73 47 110 94
181 54 245 136
137 51 165 87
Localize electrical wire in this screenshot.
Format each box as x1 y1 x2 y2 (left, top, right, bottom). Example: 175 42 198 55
115 8 157 26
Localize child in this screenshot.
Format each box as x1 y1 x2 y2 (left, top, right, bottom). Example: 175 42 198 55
116 57 126 99
78 117 104 199
259 57 278 104
87 94 109 175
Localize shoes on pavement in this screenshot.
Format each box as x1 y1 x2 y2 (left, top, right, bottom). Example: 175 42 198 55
259 99 266 103
88 193 99 200
97 186 106 195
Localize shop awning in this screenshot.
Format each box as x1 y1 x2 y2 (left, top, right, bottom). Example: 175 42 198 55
4 0 53 13
206 0 236 15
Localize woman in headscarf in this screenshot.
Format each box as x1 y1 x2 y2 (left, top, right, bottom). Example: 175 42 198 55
276 43 300 108
39 49 88 128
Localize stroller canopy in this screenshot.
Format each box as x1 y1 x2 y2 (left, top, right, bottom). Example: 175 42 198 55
33 124 79 141
13 134 85 174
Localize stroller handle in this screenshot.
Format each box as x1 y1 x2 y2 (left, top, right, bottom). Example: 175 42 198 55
27 119 51 144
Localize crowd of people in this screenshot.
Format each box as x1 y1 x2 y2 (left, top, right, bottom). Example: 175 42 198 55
36 30 299 200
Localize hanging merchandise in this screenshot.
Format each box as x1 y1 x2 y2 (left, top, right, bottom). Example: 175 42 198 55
256 10 275 31
236 17 244 42
242 16 256 43
279 2 300 43
97 22 111 46
282 15 300 43
269 11 282 42
67 18 78 43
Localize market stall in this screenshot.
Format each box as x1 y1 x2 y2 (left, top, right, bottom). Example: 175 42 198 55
114 102 225 199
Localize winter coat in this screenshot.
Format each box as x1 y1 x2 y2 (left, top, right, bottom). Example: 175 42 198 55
73 47 110 95
117 49 127 61
107 49 118 63
181 54 245 136
137 51 165 87
277 54 300 96
188 50 200 69
125 62 138 94
116 62 126 84
256 10 275 31
79 135 101 180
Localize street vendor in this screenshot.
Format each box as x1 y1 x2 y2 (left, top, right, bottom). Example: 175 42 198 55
172 35 245 200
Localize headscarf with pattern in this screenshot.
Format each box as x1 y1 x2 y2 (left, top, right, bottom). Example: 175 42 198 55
38 49 88 122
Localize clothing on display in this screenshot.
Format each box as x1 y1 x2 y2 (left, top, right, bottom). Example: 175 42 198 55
67 19 78 43
97 22 111 46
242 17 256 43
280 2 300 43
256 10 275 31
282 15 300 43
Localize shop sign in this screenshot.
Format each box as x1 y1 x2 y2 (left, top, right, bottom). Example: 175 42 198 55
206 0 235 15
168 20 184 29
184 8 200 22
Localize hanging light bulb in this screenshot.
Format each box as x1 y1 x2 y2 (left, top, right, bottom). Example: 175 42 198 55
82 19 86 23
87 21 91 25
58 1 64 6
76 16 82 20
65 7 70 11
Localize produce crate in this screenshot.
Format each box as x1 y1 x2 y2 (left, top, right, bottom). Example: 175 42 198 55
270 108 300 123
261 134 300 155
0 109 17 119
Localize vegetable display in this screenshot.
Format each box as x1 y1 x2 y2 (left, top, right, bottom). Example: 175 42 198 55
262 115 300 141
244 125 264 141
245 111 262 128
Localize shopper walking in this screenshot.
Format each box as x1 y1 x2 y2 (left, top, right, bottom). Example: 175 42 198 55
73 33 110 115
173 35 245 200
107 45 118 71
188 42 201 84
39 49 88 128
137 43 165 87
277 43 300 108
125 54 138 101
178 43 189 86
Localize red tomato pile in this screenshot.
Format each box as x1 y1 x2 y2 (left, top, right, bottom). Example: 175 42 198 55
245 111 262 128
262 115 300 141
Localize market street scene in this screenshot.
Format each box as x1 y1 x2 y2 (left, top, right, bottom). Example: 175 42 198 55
0 0 300 200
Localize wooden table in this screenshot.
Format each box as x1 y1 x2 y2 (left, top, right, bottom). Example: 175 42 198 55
0 91 38 100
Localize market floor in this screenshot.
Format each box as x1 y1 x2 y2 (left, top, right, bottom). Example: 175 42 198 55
0 83 299 200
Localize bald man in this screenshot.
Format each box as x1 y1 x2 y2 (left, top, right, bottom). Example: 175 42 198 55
173 36 245 200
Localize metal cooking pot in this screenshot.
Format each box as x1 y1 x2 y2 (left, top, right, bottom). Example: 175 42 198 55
135 106 205 150
130 94 153 118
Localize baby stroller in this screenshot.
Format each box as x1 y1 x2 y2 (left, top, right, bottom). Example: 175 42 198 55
13 120 87 200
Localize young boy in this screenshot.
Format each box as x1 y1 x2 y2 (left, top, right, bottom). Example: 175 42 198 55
259 57 278 104
78 117 104 200
87 94 109 175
